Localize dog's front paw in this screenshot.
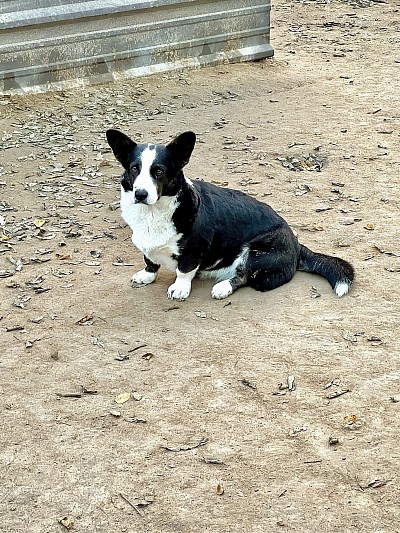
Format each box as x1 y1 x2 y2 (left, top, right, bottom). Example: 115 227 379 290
131 269 157 285
211 280 233 300
167 280 191 301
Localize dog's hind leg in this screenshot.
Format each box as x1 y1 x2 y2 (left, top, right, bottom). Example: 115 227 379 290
211 249 249 299
131 255 160 285
247 228 299 292
211 273 248 299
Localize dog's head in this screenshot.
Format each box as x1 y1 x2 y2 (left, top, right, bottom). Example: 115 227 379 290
106 129 196 205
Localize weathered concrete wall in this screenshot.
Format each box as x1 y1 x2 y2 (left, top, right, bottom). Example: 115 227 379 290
0 0 273 94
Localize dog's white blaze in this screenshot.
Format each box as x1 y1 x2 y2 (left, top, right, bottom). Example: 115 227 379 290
168 267 198 300
211 280 233 300
120 191 182 271
334 281 350 297
199 247 249 282
134 144 158 205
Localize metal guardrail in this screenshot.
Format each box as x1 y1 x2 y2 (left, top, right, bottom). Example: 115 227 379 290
0 0 273 94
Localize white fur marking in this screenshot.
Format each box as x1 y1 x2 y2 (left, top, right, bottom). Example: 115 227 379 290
334 281 350 297
131 269 157 285
134 145 158 205
199 247 249 282
120 191 182 272
168 268 198 301
211 280 233 300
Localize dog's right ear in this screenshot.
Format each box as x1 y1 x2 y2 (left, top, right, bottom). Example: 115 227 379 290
106 129 137 170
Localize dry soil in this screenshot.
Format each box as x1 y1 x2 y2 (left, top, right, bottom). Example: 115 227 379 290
1 0 400 532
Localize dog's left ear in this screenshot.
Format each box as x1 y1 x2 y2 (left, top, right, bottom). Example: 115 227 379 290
167 131 196 170
106 129 137 170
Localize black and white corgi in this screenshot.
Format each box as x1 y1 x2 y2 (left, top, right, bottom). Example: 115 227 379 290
106 129 354 301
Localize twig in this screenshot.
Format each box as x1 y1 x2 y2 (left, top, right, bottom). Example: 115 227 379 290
162 437 208 452
128 344 147 353
6 325 25 332
119 493 144 517
56 392 82 398
326 389 351 400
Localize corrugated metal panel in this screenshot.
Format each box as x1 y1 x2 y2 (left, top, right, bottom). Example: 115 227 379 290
0 0 273 94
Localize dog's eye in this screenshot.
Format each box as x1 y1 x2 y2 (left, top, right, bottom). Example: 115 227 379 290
130 165 139 176
153 167 164 178
121 174 133 191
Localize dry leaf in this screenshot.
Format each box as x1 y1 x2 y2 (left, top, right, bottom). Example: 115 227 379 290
115 392 131 404
344 414 365 429
12 295 31 308
216 483 224 495
75 313 93 325
162 436 208 452
287 375 296 391
132 391 143 401
372 244 399 257
59 516 74 529
326 389 350 399
367 479 391 489
33 218 46 228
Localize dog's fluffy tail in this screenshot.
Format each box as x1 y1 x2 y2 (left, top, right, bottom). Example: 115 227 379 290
298 245 354 297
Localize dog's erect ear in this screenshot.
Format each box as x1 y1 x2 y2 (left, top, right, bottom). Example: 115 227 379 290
106 129 137 169
166 131 196 170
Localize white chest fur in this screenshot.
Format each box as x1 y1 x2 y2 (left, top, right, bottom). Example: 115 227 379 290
120 189 182 271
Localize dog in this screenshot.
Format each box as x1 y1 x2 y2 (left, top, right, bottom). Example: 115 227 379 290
106 129 354 301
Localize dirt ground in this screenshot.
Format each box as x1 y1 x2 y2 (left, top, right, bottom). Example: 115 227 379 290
1 0 400 531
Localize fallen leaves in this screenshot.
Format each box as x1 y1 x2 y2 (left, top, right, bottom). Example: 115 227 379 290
372 243 399 257
342 331 384 347
310 285 321 298
324 379 351 400
288 426 307 437
12 295 31 308
194 310 219 321
278 153 324 172
59 516 74 529
115 392 131 404
0 269 14 278
343 414 365 430
240 378 257 390
326 388 351 400
365 479 392 489
132 391 143 401
75 313 94 325
161 436 208 452
51 268 73 278
273 375 296 395
5 324 25 332
57 387 98 399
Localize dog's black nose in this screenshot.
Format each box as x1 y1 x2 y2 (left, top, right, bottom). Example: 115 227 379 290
135 189 148 203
